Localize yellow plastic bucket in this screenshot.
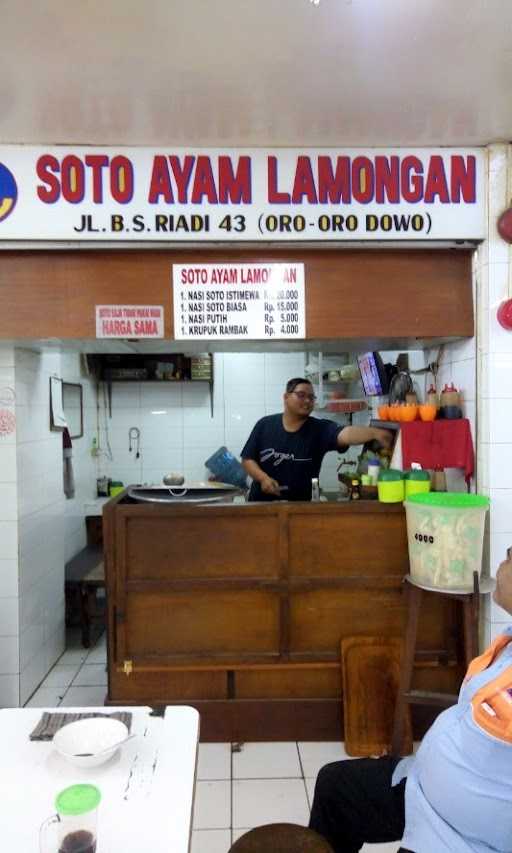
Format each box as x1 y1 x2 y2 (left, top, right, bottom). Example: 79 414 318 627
377 480 405 503
405 480 431 499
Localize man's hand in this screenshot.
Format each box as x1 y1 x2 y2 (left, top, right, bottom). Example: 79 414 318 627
337 425 393 450
494 549 512 616
260 475 281 496
242 459 283 498
371 427 393 450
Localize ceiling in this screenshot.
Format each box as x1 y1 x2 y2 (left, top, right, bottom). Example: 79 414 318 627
2 0 512 148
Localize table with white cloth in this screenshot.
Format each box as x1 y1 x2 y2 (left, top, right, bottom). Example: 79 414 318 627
0 705 199 853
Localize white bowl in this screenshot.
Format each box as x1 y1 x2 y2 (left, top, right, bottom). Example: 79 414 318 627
53 718 129 768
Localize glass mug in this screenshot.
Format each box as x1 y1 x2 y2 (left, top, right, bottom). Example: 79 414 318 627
40 784 101 853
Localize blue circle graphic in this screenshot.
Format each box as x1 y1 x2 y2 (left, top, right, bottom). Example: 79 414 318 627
0 163 18 222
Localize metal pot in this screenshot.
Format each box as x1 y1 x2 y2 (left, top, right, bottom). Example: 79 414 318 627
163 473 185 486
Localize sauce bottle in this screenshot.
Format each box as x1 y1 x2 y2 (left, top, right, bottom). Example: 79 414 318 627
439 383 462 419
432 467 446 492
440 383 460 407
351 479 361 500
426 384 439 408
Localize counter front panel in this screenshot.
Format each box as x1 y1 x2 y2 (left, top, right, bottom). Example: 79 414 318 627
104 499 462 740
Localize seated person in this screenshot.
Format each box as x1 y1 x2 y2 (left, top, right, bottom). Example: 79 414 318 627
309 551 512 853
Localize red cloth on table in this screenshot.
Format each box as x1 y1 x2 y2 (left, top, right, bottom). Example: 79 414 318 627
400 418 474 482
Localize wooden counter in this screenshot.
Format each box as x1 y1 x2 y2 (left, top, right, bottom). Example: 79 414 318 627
103 497 462 740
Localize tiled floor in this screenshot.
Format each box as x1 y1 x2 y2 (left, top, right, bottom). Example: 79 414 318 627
193 742 399 853
25 632 400 853
24 629 107 709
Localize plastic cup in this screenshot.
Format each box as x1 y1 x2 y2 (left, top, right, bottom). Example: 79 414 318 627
419 404 437 422
40 784 101 853
400 404 418 422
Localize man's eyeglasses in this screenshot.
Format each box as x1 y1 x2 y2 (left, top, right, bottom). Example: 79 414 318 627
292 391 316 402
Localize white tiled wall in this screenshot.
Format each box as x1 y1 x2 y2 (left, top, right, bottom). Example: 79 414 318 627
437 339 477 437
0 348 99 707
0 344 20 707
479 144 512 644
413 340 476 499
15 349 66 704
424 335 477 434
60 353 99 561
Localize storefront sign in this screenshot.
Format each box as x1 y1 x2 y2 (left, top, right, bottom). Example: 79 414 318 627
95 305 164 338
173 263 305 340
0 146 485 242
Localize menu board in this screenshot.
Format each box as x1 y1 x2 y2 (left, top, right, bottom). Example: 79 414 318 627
173 263 305 340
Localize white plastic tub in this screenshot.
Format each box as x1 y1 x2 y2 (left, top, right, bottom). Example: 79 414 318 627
405 492 490 590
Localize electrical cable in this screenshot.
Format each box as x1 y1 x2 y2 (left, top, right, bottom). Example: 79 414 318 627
101 382 113 461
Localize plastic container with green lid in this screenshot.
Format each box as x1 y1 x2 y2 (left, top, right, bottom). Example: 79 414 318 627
56 784 101 816
405 492 490 589
377 469 404 503
41 784 102 853
404 469 431 499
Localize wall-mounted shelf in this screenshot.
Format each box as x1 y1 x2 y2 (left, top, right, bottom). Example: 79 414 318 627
86 353 214 417
320 400 367 415
306 352 363 411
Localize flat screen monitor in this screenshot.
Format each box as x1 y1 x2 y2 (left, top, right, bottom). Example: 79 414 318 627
357 351 388 396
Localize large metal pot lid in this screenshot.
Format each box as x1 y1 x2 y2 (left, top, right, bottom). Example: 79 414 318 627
127 489 234 504
158 480 239 491
126 482 242 504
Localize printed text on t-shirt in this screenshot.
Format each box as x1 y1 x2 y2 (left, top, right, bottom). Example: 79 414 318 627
260 448 312 466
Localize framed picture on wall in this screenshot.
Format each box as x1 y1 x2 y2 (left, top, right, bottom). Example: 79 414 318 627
62 382 84 439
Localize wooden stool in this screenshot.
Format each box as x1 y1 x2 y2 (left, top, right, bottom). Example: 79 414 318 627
391 572 494 756
65 545 105 647
229 824 334 852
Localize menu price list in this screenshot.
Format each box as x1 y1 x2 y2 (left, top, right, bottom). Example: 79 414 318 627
173 263 305 340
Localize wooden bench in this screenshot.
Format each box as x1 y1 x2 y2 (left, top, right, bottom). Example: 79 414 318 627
65 545 106 648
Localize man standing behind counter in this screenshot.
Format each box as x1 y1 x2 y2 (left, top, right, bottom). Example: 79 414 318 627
241 377 392 502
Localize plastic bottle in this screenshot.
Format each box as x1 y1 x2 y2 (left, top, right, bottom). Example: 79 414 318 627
432 468 447 492
311 478 320 502
440 383 460 407
367 459 380 485
351 479 361 500
426 384 439 408
439 383 462 419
